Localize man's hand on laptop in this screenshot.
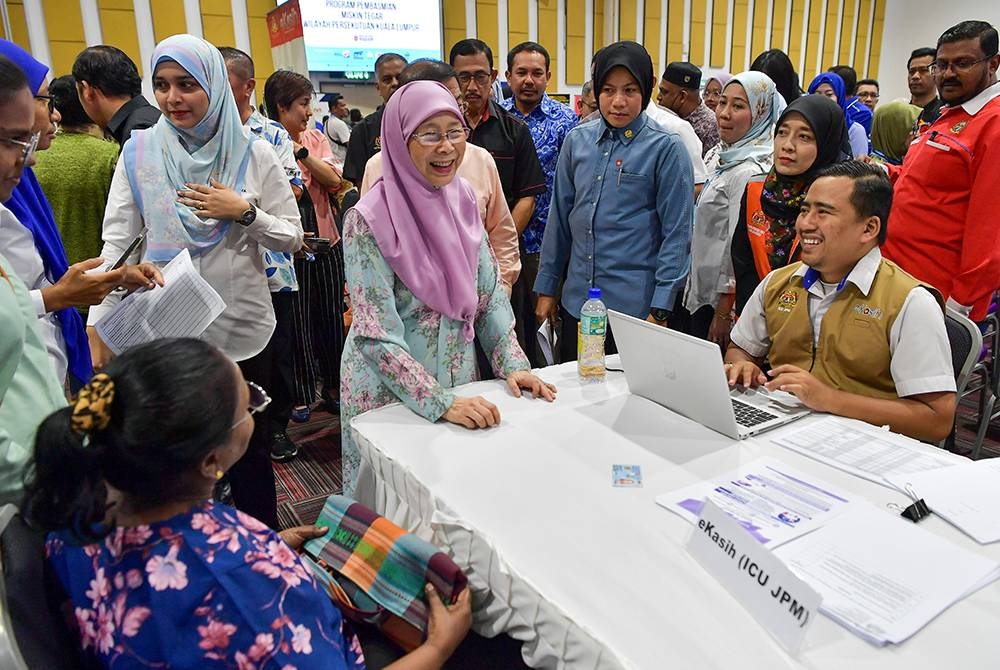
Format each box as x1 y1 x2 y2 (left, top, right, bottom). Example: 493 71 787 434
764 364 834 412
726 360 766 389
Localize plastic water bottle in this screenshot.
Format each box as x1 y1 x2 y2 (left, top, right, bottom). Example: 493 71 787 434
578 287 607 383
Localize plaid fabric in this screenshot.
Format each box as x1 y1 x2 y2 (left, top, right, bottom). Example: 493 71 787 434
304 495 467 631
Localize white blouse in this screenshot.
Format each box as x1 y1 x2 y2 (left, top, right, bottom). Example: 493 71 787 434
87 140 303 362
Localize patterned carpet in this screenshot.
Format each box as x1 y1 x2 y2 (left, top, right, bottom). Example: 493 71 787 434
275 405 343 530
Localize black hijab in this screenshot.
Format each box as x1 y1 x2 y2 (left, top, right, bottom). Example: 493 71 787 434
761 95 852 222
756 95 852 271
593 41 654 118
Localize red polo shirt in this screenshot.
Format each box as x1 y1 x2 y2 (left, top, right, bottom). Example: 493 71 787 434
882 81 1000 320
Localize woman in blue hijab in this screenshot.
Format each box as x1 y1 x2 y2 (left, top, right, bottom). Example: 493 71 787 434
0 38 160 389
86 34 303 529
807 72 869 158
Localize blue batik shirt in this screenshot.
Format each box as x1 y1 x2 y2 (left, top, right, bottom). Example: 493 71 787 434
501 94 578 254
534 112 694 319
246 110 302 292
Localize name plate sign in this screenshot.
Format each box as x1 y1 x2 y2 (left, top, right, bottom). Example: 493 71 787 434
686 500 821 655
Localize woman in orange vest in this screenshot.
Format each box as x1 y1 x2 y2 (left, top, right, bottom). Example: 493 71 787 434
731 95 851 314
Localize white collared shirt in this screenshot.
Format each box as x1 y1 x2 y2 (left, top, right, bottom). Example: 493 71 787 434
0 203 67 381
959 80 1000 115
644 102 709 184
731 247 956 397
88 141 303 362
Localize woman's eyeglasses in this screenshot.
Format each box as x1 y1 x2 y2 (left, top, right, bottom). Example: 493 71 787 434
35 94 55 114
231 381 271 429
410 127 469 147
0 132 40 163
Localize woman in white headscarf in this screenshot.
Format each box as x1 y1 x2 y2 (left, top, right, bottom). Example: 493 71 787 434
85 34 302 528
683 72 785 348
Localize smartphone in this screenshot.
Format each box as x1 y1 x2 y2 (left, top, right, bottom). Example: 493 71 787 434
307 237 331 253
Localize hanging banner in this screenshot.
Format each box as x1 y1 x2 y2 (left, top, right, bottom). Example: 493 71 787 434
267 0 308 75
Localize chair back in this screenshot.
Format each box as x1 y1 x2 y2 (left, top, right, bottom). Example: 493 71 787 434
0 504 85 670
944 308 983 397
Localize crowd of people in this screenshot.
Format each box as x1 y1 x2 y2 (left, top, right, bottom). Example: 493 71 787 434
0 16 997 669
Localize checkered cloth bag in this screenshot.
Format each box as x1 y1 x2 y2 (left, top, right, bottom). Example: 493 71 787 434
303 495 467 649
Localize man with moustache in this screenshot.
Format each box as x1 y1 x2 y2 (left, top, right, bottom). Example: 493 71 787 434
907 46 943 124
342 52 407 186
882 21 1000 322
501 41 576 366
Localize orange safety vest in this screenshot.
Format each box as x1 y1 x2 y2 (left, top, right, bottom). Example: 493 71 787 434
745 180 799 280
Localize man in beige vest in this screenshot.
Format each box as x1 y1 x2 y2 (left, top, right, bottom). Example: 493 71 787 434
724 161 956 442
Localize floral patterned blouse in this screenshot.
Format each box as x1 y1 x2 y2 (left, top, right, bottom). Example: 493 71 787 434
45 501 365 670
339 208 530 496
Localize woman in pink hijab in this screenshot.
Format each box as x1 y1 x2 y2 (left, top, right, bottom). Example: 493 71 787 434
340 80 556 496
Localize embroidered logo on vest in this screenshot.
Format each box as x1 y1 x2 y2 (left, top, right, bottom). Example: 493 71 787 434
853 303 884 319
950 120 969 134
749 210 767 235
777 290 798 312
374 135 381 150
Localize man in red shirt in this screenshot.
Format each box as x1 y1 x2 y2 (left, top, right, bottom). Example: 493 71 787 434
882 20 1000 321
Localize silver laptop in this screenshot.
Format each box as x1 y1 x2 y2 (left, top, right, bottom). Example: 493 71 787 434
608 310 811 439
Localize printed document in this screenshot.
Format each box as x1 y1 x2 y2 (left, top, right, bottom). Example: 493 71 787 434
95 249 226 354
769 416 960 487
774 502 1000 645
656 458 853 547
887 458 1000 544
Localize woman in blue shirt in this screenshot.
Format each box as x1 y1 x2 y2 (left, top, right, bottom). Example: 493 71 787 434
23 337 471 669
534 41 694 359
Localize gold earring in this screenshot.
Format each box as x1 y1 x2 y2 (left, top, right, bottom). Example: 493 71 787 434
215 469 224 480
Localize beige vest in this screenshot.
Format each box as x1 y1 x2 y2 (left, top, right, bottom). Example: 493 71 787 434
763 258 942 399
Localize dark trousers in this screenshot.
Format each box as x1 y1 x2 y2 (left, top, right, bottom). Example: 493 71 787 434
510 250 545 367
557 304 619 362
291 246 346 406
232 345 279 529
268 291 296 432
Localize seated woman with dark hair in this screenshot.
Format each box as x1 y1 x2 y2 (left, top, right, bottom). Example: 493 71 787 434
23 337 471 670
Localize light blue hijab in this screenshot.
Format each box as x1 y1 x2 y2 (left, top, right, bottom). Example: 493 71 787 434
123 34 254 262
715 71 786 173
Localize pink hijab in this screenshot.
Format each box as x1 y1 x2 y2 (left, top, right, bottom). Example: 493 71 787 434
352 81 482 341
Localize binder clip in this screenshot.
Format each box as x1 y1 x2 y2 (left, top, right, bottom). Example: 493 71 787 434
889 484 931 523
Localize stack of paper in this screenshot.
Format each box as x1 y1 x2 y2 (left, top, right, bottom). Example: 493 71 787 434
95 249 226 354
655 458 854 547
887 459 1000 544
769 416 961 488
773 502 1000 645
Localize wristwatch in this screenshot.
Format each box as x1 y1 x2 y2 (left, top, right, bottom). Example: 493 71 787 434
649 308 672 323
294 146 309 161
237 203 257 226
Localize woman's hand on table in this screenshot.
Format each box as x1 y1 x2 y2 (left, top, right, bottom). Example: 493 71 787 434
506 370 557 401
443 396 500 429
177 179 251 221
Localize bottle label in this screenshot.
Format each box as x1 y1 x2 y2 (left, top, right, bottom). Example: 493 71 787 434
580 314 606 336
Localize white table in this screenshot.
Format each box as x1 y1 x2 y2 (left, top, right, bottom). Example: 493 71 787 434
351 358 1000 670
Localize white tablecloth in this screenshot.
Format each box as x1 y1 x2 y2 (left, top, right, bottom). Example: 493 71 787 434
350 358 1000 669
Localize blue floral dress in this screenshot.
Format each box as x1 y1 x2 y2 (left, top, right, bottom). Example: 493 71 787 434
339 209 530 495
46 501 365 670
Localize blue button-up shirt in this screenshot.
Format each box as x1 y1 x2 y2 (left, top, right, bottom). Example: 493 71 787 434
534 112 694 319
501 94 578 254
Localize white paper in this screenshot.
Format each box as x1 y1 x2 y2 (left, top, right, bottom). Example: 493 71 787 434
657 458 853 547
774 502 1000 645
536 318 558 366
95 249 226 355
769 416 960 488
887 459 1000 544
687 500 821 655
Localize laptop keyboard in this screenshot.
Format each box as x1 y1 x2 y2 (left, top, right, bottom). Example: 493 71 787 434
731 398 780 428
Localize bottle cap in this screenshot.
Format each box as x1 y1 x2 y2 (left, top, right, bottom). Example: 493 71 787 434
588 287 602 299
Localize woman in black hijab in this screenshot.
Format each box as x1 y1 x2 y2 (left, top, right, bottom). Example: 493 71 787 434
750 49 802 107
731 95 851 313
